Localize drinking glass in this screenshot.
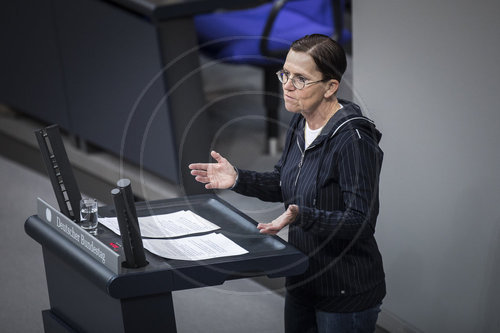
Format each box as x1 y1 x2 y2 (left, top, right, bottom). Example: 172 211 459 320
80 197 98 235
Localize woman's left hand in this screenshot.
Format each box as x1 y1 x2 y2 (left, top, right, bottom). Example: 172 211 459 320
257 205 299 235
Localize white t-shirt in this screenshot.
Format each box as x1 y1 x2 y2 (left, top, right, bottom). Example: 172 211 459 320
305 123 323 148
305 104 343 148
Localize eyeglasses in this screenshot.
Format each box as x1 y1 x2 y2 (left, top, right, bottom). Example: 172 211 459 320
276 70 328 90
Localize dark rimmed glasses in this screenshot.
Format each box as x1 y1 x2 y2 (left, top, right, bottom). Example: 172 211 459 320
276 70 328 90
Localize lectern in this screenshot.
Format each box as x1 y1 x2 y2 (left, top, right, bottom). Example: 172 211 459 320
26 195 308 333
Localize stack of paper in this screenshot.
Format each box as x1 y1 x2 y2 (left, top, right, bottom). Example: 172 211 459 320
143 233 248 261
99 210 220 238
98 210 248 261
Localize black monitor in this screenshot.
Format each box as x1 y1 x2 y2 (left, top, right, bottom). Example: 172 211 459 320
35 124 82 222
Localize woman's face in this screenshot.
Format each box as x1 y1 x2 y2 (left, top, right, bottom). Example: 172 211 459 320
281 50 331 114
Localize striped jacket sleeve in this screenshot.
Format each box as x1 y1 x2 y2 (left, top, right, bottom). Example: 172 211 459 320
231 167 283 202
230 115 301 203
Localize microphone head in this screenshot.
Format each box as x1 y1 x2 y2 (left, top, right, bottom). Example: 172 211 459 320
116 178 131 188
111 188 121 196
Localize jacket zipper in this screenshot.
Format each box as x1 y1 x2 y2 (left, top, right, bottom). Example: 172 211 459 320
294 139 315 187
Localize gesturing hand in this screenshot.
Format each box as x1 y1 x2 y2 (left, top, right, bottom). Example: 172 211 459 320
257 205 299 235
188 151 237 190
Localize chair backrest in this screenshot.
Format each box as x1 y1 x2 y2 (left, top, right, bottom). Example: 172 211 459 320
285 0 333 26
195 0 347 65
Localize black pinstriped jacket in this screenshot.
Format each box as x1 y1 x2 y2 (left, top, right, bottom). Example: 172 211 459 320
233 100 385 312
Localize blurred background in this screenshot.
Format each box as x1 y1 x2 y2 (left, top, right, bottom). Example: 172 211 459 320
1 0 500 332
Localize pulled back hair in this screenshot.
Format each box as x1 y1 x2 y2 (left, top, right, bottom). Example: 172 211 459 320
290 34 347 82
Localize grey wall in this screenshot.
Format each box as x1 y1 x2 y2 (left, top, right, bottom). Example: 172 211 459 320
352 1 500 332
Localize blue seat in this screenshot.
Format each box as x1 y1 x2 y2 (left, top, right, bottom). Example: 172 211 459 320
195 0 351 154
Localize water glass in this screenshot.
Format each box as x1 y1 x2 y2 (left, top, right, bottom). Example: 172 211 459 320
80 197 98 235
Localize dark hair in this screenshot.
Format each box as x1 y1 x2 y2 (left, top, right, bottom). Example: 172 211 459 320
290 34 347 82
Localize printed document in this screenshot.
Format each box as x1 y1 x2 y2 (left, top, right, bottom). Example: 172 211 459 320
98 210 220 238
142 233 248 260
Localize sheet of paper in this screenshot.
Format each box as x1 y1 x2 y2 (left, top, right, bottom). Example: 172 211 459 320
142 233 248 261
98 210 220 238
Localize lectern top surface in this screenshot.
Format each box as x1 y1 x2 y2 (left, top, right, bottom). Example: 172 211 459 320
26 194 307 299
99 195 291 267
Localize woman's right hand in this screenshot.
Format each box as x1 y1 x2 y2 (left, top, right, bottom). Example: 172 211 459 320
188 151 237 190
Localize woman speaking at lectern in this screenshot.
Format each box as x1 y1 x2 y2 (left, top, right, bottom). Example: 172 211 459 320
189 34 385 333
